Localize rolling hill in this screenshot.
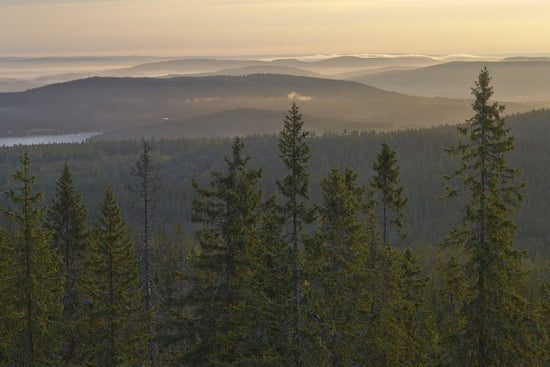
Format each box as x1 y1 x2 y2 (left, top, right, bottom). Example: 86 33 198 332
350 60 550 102
189 65 323 78
0 54 493 93
119 55 440 77
0 74 532 138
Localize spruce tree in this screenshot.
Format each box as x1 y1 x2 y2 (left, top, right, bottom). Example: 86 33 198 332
303 167 371 366
45 162 88 364
0 152 63 365
442 67 535 366
130 140 161 363
78 186 146 366
184 137 264 365
246 196 295 364
277 102 312 365
365 144 411 365
371 142 407 244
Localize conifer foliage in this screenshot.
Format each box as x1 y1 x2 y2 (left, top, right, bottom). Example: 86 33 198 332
371 142 407 244
277 102 312 365
46 162 88 363
303 167 371 365
129 140 161 363
0 74 548 366
185 137 265 365
78 186 146 366
443 67 535 366
0 152 63 365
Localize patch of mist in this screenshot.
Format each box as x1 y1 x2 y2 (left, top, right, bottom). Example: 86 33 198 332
287 91 314 101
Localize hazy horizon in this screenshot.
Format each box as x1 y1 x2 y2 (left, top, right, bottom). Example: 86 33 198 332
1 0 549 57
3 52 550 60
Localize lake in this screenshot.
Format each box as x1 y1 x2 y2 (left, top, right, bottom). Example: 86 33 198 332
0 132 101 147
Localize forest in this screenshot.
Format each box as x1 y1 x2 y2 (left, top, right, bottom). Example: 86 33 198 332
0 69 549 366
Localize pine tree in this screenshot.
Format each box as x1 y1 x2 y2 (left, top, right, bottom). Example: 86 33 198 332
78 186 146 366
442 67 536 366
371 142 407 244
129 139 161 363
45 162 88 364
302 167 371 366
0 152 63 365
277 102 312 365
184 137 264 365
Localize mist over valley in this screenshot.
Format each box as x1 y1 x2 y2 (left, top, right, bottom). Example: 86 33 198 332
0 54 547 139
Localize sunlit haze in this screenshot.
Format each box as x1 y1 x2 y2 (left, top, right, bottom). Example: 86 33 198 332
1 0 549 57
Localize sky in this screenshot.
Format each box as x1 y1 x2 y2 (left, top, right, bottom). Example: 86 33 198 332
1 0 549 57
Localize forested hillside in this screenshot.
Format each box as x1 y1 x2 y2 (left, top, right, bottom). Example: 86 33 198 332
1 109 549 256
0 104 548 365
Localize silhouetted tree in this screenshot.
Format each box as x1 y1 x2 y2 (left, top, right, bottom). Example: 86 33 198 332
277 103 312 366
129 140 161 363
371 142 407 244
442 67 536 366
45 162 88 364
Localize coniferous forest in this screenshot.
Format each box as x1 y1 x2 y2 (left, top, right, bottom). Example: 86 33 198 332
0 69 549 366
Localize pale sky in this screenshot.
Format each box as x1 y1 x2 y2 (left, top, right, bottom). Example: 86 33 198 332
1 0 549 56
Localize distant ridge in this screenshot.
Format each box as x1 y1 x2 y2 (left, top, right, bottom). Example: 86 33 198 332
121 55 439 76
0 54 502 93
0 74 531 138
312 55 437 68
350 60 550 101
190 65 323 78
502 56 550 62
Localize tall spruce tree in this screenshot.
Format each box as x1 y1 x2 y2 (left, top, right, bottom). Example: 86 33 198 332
184 137 265 365
442 67 536 366
0 152 63 365
78 186 146 366
277 102 312 365
365 143 412 365
130 140 161 363
303 167 371 366
371 143 407 244
45 162 88 364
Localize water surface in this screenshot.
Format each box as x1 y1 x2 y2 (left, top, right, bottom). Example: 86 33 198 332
0 132 101 147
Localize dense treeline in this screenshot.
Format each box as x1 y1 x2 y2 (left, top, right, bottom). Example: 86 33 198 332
0 71 548 365
2 111 550 257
